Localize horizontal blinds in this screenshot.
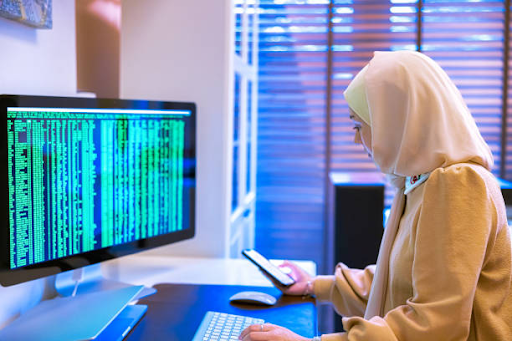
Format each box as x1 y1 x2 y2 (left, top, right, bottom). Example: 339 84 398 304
508 3 512 179
422 0 505 176
504 1 512 181
256 0 328 266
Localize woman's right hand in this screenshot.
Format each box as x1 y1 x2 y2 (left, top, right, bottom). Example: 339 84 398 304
275 260 314 296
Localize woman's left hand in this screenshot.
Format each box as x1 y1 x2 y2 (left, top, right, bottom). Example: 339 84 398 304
238 323 310 341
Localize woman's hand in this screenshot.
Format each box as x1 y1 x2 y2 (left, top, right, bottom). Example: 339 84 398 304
275 260 313 296
239 323 310 341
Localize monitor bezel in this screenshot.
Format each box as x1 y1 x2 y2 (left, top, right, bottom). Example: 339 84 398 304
0 94 196 286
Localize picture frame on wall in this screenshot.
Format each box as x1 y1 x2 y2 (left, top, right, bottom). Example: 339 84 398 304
0 0 52 29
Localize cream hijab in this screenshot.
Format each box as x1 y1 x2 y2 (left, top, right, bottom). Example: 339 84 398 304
343 50 494 319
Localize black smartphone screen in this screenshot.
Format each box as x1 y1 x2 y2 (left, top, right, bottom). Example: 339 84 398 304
242 249 296 287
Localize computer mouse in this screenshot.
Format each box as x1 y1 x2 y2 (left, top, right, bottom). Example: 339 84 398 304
229 291 277 306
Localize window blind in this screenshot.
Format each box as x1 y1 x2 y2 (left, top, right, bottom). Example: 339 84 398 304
256 0 329 268
422 0 504 175
507 2 512 179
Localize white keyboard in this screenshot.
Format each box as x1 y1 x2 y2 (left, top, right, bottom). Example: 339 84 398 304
192 311 265 341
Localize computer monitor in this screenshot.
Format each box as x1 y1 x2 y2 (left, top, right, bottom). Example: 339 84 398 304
0 94 196 287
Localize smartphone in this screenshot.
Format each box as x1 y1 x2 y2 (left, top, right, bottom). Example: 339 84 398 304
242 249 296 287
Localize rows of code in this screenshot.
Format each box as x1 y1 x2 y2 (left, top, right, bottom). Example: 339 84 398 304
8 113 185 269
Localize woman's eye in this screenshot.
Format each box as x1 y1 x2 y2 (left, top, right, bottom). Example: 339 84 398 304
352 126 361 131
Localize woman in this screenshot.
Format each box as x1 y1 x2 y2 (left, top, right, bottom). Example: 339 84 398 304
239 51 512 340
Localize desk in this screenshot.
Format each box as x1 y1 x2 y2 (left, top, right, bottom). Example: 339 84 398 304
125 283 317 340
102 255 316 287
102 255 318 339
0 256 318 340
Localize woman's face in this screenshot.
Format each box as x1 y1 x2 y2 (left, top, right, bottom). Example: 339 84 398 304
349 108 372 157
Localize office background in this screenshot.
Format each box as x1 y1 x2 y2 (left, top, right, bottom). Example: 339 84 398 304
0 0 511 332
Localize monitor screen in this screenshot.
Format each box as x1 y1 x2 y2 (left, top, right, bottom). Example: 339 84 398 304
0 95 196 286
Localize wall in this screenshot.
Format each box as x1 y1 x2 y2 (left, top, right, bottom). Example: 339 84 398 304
0 0 77 328
0 1 77 96
120 0 234 257
76 0 120 98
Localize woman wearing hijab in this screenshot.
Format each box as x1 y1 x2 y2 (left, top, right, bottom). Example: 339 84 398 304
239 51 512 340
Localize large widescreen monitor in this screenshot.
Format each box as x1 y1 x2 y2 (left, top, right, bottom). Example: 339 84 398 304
0 95 196 286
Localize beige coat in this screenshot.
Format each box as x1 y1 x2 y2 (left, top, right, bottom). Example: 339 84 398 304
315 164 512 340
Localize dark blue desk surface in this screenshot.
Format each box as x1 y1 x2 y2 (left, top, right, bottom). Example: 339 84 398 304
126 283 317 340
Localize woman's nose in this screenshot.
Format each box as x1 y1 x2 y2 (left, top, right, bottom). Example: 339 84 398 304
354 131 362 144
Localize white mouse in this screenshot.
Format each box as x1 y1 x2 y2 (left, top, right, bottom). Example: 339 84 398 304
229 291 277 306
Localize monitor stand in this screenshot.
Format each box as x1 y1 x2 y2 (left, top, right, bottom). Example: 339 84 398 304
55 263 156 299
0 284 145 340
0 265 156 340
